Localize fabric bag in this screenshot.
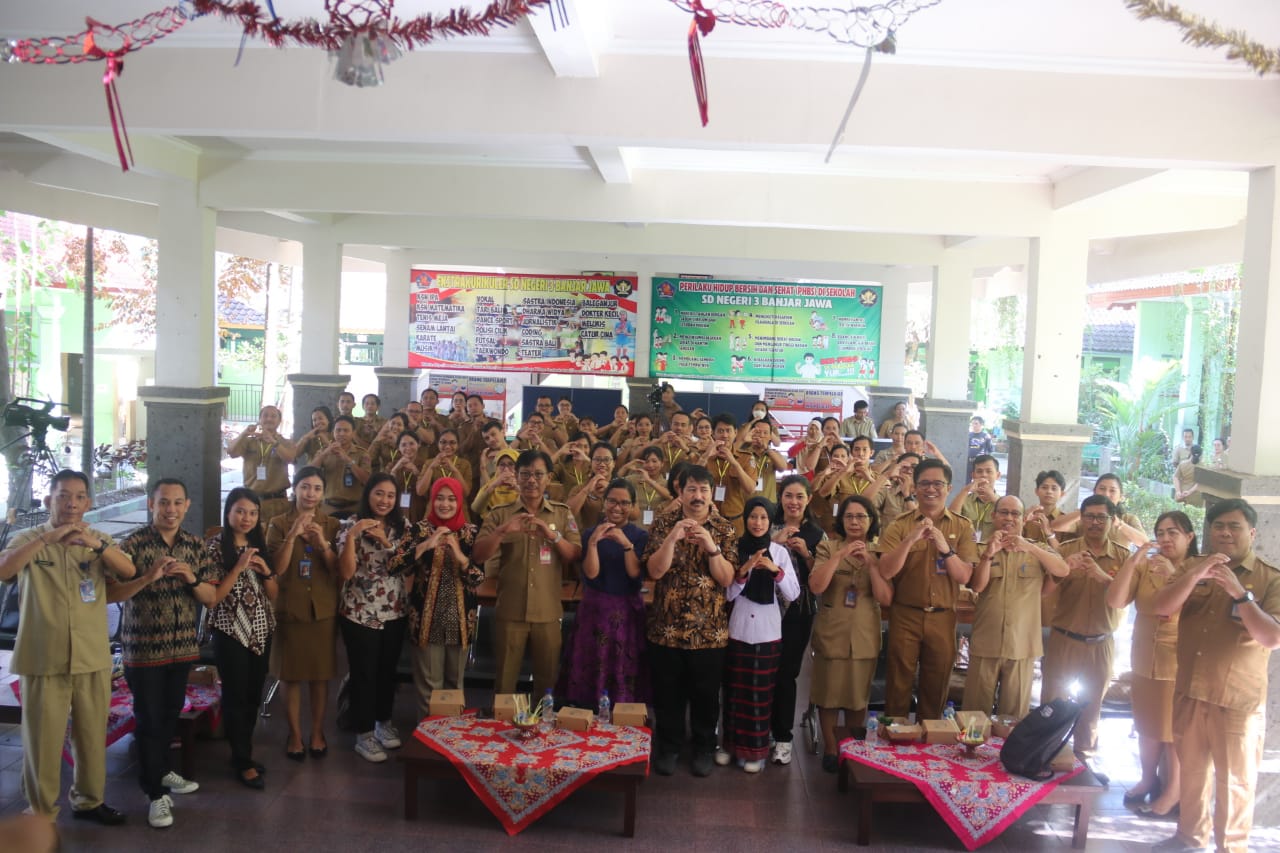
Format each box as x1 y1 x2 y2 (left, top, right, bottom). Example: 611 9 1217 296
999 698 1082 780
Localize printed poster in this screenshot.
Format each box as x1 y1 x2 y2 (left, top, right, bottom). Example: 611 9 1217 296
409 270 638 375
649 276 882 383
426 373 507 420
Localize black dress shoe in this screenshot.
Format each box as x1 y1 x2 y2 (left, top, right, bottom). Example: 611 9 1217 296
653 752 678 776
308 742 328 759
72 804 127 826
286 739 306 762
238 769 266 790
254 762 267 775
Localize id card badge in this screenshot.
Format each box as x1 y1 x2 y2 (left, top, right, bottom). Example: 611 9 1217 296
79 578 97 603
400 493 412 509
256 465 268 481
714 485 726 502
539 541 553 565
833 503 840 517
844 586 858 608
343 468 355 488
643 509 654 526
935 557 949 575
755 477 764 493
298 559 312 580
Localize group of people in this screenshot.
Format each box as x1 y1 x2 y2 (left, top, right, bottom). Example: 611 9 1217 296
1 385 1275 853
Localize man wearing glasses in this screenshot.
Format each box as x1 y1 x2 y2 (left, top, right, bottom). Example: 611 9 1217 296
472 450 582 694
877 459 978 721
962 495 1068 718
1040 494 1129 779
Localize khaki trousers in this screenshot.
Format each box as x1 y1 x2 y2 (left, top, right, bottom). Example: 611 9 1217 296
1039 629 1113 757
20 668 111 817
493 619 561 696
885 605 956 721
1174 696 1263 853
410 643 467 720
962 656 1034 719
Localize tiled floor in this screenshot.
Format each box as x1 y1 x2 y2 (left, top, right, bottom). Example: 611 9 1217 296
5 676 1279 852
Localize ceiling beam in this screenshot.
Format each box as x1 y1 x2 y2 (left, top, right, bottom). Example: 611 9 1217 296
1053 167 1164 209
20 132 201 183
527 0 601 78
585 146 632 184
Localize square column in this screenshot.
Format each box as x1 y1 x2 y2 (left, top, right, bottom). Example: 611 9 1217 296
145 186 224 533
288 373 351 442
876 271 911 388
374 367 419 412
299 237 343 376
926 260 972 400
1005 227 1091 501
383 250 411 369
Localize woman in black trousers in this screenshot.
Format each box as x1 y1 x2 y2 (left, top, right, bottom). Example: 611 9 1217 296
206 487 278 789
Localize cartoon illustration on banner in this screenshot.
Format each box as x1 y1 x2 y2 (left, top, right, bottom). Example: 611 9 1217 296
409 270 638 375
649 277 882 383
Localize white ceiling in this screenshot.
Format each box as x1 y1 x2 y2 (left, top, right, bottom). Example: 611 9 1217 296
0 0 1275 273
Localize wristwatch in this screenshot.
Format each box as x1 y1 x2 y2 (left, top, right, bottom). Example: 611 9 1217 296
939 549 956 560
185 578 201 590
92 541 109 557
1233 590 1255 606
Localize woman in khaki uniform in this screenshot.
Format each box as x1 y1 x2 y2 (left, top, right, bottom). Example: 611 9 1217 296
808 494 893 773
267 466 341 760
1106 510 1195 817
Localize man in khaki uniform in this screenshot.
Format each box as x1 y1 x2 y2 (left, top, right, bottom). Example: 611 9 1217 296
472 449 582 694
1151 499 1280 853
0 470 137 823
949 454 1000 545
878 458 978 721
962 496 1068 718
702 415 754 526
1041 494 1129 773
226 405 297 525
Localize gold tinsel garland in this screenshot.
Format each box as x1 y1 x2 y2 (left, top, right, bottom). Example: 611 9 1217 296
1126 0 1280 75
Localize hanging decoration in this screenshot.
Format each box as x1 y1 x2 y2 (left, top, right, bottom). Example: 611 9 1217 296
2 5 197 172
1126 0 1280 76
668 0 940 154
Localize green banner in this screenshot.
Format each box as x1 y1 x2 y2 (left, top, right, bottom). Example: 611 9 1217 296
649 276 883 383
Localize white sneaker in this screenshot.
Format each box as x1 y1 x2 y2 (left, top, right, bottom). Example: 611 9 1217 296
355 732 387 763
161 771 199 795
742 759 765 774
713 748 733 766
375 720 402 750
148 795 174 828
771 741 793 765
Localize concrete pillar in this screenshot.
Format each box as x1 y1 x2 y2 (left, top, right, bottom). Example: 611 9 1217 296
1005 226 1092 503
918 397 977 503
290 236 348 436
877 271 911 388
869 385 914 435
141 185 224 534
926 260 972 400
383 250 411 370
375 367 418 412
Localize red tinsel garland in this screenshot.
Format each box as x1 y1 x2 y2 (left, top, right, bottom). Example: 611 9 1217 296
189 0 552 50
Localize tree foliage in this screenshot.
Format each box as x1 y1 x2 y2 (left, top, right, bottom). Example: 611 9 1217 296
1095 358 1194 482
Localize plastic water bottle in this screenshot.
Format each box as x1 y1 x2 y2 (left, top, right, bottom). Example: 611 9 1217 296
597 690 612 725
942 701 956 721
865 711 879 740
540 688 556 726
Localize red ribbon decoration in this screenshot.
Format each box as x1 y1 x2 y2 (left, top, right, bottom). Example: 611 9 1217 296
83 23 135 172
687 0 716 126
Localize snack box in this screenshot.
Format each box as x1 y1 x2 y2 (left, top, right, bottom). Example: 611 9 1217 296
954 710 992 740
1049 743 1075 773
882 723 923 743
612 702 648 727
556 706 594 732
493 694 521 723
429 689 466 717
991 715 1020 739
922 718 961 744
187 665 219 686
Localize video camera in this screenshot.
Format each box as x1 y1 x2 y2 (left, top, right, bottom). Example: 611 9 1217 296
645 382 671 409
3 397 71 435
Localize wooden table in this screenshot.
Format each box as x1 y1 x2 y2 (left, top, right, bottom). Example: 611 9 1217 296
834 729 1103 849
399 735 647 836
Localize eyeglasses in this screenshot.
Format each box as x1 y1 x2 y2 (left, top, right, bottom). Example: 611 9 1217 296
915 480 948 490
605 498 633 508
517 471 549 481
1081 514 1111 523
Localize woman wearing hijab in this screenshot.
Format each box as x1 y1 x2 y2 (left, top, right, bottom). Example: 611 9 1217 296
557 478 650 707
768 475 827 765
389 477 483 719
715 497 800 773
336 474 409 763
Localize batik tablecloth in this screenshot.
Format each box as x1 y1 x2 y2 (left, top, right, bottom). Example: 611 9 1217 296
414 715 650 835
839 736 1085 850
11 677 222 764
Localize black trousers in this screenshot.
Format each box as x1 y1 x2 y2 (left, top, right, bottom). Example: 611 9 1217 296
771 606 815 743
123 661 192 800
213 630 271 773
648 642 725 758
339 617 408 734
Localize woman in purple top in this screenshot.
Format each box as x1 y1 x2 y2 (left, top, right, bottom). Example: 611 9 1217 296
557 478 649 706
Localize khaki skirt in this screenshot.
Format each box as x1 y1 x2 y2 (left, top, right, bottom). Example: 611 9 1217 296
273 617 337 682
1130 672 1174 742
810 656 876 711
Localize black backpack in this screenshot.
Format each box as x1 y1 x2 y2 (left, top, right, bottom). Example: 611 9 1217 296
999 699 1082 780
